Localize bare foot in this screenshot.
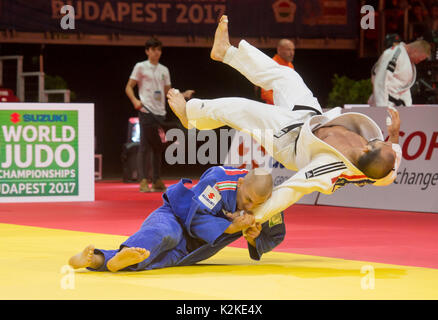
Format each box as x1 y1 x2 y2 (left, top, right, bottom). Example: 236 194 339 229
210 15 231 61
107 247 150 272
69 244 96 269
167 88 189 129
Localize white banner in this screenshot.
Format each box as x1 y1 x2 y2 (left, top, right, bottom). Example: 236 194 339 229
0 103 95 202
318 106 438 213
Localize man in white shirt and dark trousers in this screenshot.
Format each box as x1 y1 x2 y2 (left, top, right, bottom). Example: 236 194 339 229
125 37 193 192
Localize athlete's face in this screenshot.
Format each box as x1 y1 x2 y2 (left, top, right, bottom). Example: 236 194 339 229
410 50 429 64
368 139 392 151
146 46 162 64
236 178 268 213
367 139 396 165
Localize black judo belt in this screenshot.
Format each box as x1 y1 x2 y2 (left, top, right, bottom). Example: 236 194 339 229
274 104 322 155
388 95 406 106
274 122 304 139
292 105 322 115
385 47 406 106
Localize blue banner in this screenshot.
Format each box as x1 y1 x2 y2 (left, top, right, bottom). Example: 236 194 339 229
0 0 359 38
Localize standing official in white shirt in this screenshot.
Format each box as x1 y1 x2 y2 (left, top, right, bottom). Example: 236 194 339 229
125 37 194 192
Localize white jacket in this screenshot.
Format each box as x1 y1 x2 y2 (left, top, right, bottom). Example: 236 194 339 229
184 40 402 223
252 107 402 222
368 43 416 107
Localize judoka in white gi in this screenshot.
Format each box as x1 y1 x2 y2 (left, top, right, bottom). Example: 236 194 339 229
167 15 403 224
368 39 431 107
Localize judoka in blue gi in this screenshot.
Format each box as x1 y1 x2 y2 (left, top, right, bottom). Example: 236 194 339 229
68 166 286 272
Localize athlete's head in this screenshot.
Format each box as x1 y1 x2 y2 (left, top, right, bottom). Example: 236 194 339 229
236 168 273 213
357 139 395 179
406 39 431 64
145 37 163 64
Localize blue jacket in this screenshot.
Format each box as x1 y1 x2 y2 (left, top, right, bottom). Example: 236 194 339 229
164 166 286 262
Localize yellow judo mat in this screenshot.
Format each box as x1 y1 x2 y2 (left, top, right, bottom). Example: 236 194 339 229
1 223 438 300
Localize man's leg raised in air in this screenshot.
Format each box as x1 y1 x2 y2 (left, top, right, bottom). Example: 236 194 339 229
167 15 318 133
167 89 307 169
211 15 320 110
167 15 316 168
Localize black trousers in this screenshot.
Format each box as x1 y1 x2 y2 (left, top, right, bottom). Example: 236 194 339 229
137 111 166 183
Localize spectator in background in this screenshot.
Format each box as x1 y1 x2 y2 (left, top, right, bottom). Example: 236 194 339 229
410 0 431 39
430 3 438 31
384 33 402 49
411 2 427 22
385 0 405 35
260 39 295 105
125 37 194 193
0 87 19 102
368 39 431 107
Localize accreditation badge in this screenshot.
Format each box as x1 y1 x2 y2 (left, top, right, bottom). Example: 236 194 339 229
153 90 162 102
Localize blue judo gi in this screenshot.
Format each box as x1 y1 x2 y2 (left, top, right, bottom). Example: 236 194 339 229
89 166 286 272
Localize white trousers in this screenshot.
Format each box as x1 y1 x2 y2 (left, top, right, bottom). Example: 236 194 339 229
186 40 322 171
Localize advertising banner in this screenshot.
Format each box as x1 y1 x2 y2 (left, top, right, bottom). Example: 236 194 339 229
0 103 94 202
318 106 438 213
0 0 358 39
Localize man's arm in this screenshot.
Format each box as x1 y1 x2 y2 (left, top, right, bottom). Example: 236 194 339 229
372 65 389 107
245 212 286 260
185 167 235 243
125 79 143 111
189 213 233 244
374 106 402 186
252 154 347 223
243 222 261 247
223 212 255 234
164 85 171 97
372 51 393 107
260 88 274 105
387 106 400 143
163 69 194 99
182 90 195 100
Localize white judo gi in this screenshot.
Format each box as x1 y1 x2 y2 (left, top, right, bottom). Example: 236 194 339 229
185 40 402 223
368 42 416 107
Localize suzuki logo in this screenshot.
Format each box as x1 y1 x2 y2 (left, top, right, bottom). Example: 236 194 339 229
10 112 20 123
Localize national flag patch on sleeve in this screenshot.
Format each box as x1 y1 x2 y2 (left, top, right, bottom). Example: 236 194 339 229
219 166 248 176
198 185 222 210
215 181 238 192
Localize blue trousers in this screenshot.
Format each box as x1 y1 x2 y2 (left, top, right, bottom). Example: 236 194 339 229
88 203 189 272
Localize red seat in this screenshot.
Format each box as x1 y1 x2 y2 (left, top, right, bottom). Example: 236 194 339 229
0 88 20 102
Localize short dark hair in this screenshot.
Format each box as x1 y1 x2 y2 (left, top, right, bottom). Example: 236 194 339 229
145 37 162 50
357 146 393 179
